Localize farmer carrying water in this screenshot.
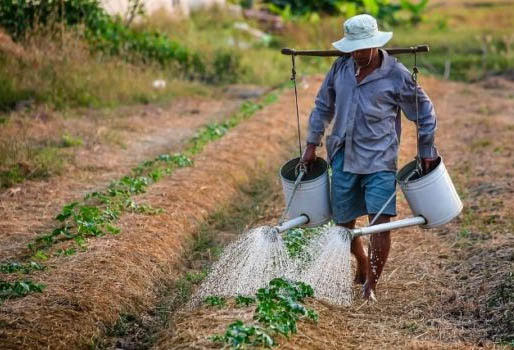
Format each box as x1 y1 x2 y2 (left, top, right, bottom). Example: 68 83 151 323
301 14 439 301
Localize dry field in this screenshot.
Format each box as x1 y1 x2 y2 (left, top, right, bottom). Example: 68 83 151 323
1 73 513 349
152 76 514 349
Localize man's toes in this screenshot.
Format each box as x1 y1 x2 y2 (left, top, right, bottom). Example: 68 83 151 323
362 281 378 302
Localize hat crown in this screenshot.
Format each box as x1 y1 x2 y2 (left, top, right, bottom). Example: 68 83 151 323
343 14 378 40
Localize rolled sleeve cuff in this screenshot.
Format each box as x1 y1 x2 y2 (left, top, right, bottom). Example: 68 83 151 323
419 144 438 159
307 132 323 146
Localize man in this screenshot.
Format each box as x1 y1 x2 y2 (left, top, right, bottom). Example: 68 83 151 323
301 14 439 301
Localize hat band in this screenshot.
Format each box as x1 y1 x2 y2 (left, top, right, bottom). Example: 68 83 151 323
345 28 378 41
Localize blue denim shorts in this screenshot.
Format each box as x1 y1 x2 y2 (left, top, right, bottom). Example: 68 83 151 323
331 149 397 224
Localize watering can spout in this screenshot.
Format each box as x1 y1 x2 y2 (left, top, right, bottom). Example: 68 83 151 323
350 216 426 238
273 215 310 233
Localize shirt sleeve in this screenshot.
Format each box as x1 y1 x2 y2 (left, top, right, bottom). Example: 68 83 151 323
306 60 338 145
397 69 438 159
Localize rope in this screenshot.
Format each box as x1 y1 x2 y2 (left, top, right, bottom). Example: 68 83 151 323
411 50 423 173
278 55 309 225
291 54 303 160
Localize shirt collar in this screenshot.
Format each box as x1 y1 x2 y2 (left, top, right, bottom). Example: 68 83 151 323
351 49 394 86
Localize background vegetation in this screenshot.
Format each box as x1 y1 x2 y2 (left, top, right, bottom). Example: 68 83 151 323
0 0 513 187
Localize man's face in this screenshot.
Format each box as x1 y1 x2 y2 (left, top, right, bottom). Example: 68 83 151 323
351 48 377 67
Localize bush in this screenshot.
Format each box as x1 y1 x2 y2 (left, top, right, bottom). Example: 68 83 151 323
0 0 201 74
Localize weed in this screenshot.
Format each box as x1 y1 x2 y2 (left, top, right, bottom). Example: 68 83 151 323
185 271 207 284
60 133 84 148
488 272 513 308
471 139 492 150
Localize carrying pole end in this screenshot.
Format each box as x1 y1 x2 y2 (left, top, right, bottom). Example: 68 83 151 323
281 48 296 55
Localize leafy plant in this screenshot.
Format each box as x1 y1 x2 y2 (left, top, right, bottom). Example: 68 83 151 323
0 261 45 274
204 295 227 307
211 320 274 349
54 248 77 257
235 295 255 307
283 226 321 257
0 280 45 303
6 91 279 307
212 278 317 348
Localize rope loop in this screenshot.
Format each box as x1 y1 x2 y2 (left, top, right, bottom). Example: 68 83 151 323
291 54 303 160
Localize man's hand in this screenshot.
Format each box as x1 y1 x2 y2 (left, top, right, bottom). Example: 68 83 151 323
301 143 317 168
421 157 439 175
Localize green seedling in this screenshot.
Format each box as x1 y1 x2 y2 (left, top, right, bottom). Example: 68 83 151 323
0 280 45 303
211 279 317 348
235 295 255 307
0 261 45 274
211 320 274 349
204 295 226 307
54 248 77 257
283 227 321 258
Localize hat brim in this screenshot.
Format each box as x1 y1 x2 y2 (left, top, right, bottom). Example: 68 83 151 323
332 31 393 53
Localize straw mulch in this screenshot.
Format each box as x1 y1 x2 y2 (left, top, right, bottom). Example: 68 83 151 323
0 77 323 349
152 77 514 349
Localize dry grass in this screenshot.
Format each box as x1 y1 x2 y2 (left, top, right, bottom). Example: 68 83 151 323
0 76 322 349
0 29 213 111
150 76 514 349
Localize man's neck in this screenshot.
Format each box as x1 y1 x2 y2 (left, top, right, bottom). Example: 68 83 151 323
355 50 382 83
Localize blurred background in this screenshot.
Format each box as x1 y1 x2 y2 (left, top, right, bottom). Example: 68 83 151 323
0 0 513 187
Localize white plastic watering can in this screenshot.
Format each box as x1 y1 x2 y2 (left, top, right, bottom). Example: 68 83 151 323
275 156 463 238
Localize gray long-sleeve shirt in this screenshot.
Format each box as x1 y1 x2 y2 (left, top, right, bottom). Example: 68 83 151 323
307 49 438 174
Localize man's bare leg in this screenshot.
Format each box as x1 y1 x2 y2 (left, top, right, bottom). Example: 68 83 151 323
337 220 368 284
363 214 391 299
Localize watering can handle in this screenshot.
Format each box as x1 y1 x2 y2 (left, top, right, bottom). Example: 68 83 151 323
279 169 306 224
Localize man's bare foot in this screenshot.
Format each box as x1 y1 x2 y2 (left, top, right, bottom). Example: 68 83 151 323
362 281 377 302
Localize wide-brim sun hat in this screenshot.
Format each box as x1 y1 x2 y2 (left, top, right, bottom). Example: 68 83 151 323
332 14 392 53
